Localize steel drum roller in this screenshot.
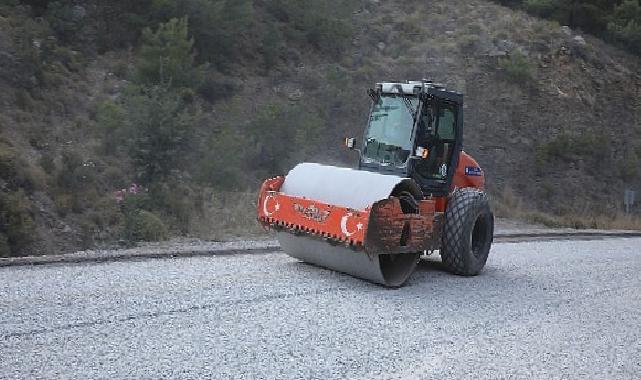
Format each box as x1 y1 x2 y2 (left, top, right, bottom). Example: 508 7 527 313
278 163 421 287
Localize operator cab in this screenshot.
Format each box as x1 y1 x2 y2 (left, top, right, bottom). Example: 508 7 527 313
350 80 464 197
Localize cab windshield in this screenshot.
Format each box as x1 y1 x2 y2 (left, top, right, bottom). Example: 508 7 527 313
363 94 418 166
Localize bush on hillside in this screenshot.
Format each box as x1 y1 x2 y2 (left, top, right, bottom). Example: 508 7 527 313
0 233 10 257
535 132 610 175
524 0 565 19
0 141 19 182
119 190 167 242
499 51 534 83
45 1 88 48
491 0 640 56
259 23 284 70
520 0 612 33
96 100 125 155
150 0 254 70
196 128 244 190
618 153 640 181
38 150 56 174
265 0 354 59
7 5 81 87
80 2 155 52
196 71 242 103
122 84 199 184
124 210 168 242
0 190 36 256
0 139 42 192
56 150 97 193
149 181 197 234
7 8 51 88
246 103 325 177
608 0 641 55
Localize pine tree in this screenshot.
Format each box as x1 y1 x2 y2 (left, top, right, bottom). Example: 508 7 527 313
136 17 204 89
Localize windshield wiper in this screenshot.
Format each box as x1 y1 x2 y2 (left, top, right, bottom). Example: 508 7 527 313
401 96 417 123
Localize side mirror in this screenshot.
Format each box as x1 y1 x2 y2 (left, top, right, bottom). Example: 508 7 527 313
345 137 356 150
415 146 429 159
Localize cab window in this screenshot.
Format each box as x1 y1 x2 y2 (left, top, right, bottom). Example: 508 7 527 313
436 108 456 140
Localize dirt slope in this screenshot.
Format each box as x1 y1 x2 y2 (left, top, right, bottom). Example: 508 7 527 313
1 0 640 255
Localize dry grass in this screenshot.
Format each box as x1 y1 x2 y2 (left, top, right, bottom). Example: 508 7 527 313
191 191 269 241
195 187 641 242
574 214 641 231
492 187 641 231
524 212 641 231
195 185 641 240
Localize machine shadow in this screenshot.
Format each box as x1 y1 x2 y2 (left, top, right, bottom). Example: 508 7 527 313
286 261 385 290
286 255 455 289
415 255 448 273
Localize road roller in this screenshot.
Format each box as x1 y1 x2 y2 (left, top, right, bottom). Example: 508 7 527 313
257 80 494 287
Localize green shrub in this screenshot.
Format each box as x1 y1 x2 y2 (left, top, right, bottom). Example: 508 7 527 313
607 0 641 55
103 165 127 189
491 0 639 56
0 140 18 181
93 196 124 228
618 153 640 181
39 151 56 174
0 233 10 258
535 134 572 167
15 88 35 111
197 71 241 103
524 0 557 18
245 103 325 177
122 84 199 184
265 0 354 58
78 220 95 250
149 181 196 233
196 128 244 190
0 190 36 255
499 51 534 83
0 139 41 192
125 210 169 242
54 193 73 217
10 10 50 88
260 23 283 70
150 0 255 69
121 192 153 215
538 133 602 162
96 101 125 155
56 149 88 192
535 132 610 174
50 45 83 72
538 180 556 201
458 34 481 54
91 2 156 52
45 1 88 47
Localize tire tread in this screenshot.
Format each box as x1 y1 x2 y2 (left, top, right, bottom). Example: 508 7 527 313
441 188 493 276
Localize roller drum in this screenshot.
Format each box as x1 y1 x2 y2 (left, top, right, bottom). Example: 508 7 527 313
277 163 421 287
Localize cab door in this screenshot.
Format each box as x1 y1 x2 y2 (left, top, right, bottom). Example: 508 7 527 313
411 98 461 196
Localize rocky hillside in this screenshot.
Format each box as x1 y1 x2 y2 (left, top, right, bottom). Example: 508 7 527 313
1 0 640 256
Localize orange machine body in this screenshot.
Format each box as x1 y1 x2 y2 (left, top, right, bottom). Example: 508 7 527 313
257 151 485 254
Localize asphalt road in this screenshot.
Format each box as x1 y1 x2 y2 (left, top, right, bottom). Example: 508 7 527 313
1 238 640 379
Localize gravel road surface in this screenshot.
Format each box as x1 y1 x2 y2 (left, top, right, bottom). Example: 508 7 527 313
1 238 640 379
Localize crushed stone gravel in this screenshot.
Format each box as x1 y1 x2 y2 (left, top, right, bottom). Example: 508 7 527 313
1 238 640 379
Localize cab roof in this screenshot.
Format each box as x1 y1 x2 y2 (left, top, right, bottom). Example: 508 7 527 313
376 80 464 104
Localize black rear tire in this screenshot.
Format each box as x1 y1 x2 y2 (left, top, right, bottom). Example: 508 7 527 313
441 188 494 276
